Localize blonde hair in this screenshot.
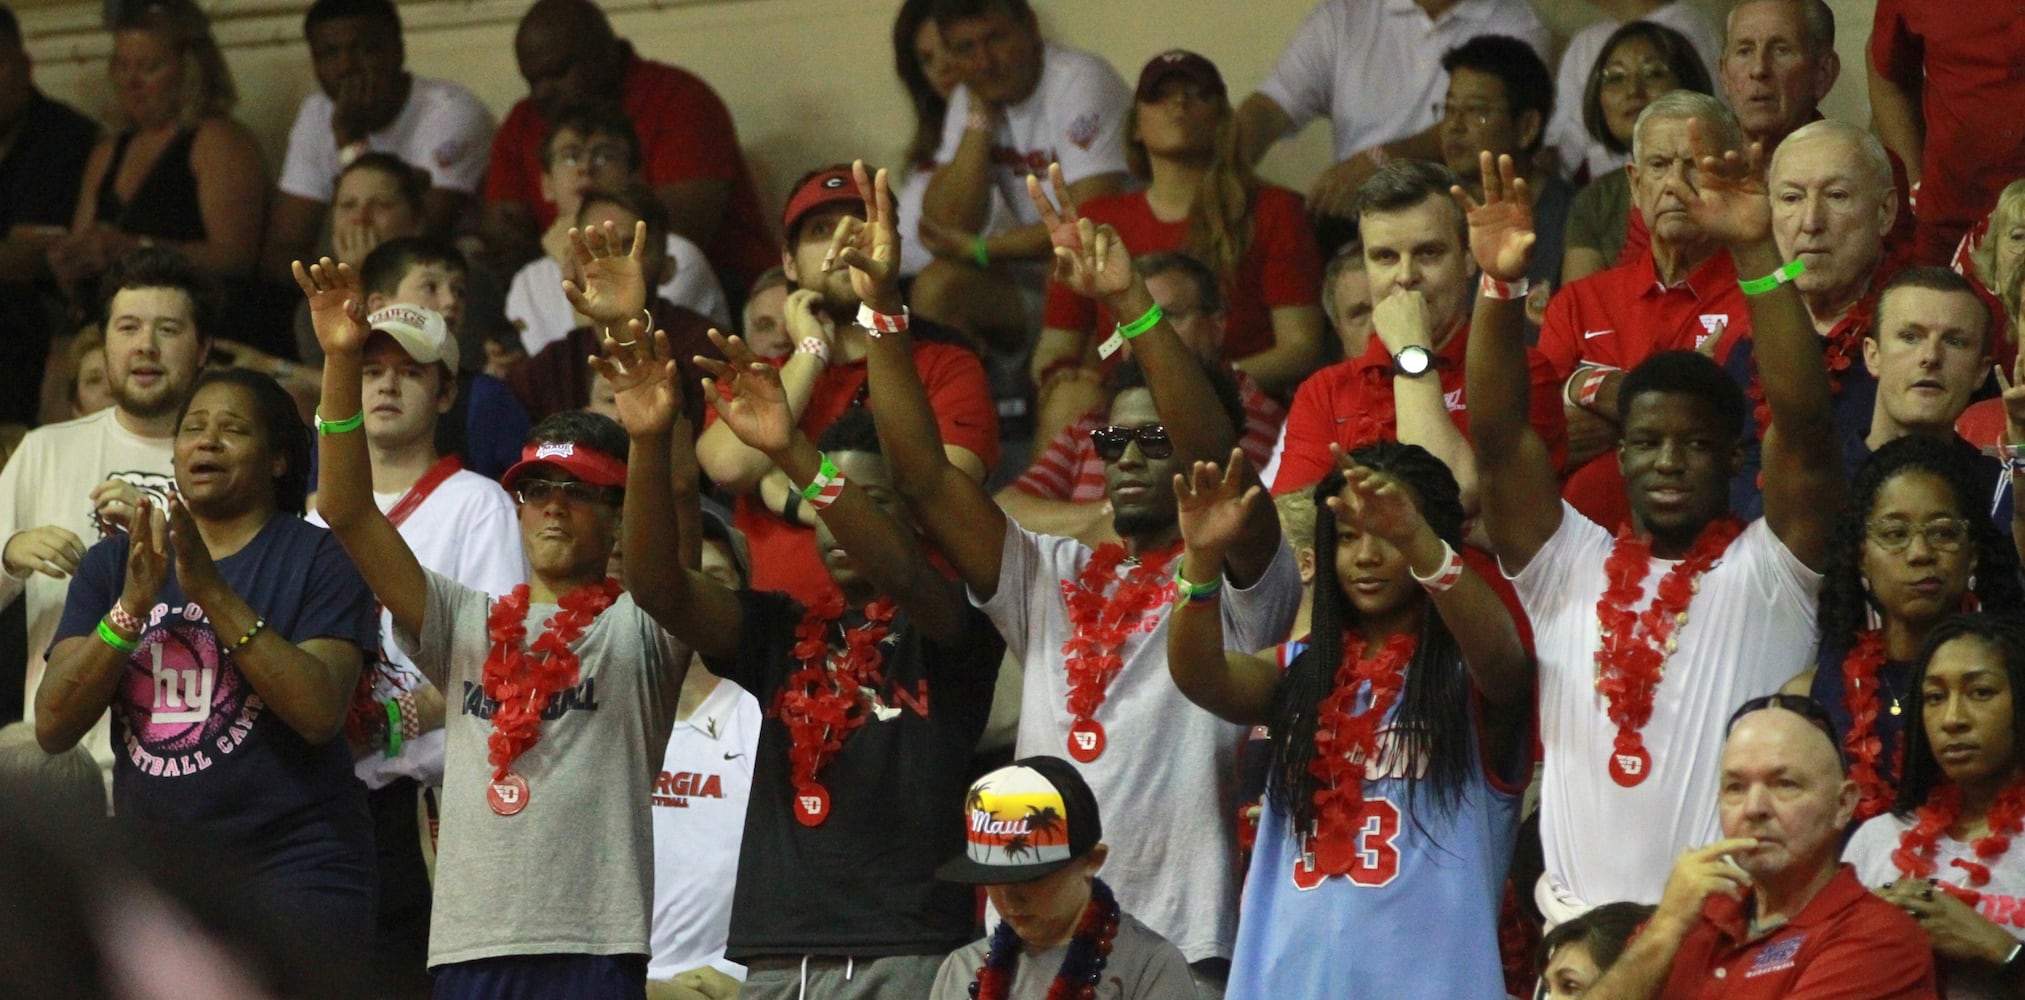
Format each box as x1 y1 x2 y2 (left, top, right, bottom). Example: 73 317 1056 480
108 0 237 128
1971 179 2025 345
1274 490 1317 563
1125 95 1256 297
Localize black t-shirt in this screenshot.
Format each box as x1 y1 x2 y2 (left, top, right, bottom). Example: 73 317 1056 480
705 589 1003 959
0 91 97 232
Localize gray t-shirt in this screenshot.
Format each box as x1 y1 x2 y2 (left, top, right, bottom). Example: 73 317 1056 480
395 570 687 968
928 909 1198 1000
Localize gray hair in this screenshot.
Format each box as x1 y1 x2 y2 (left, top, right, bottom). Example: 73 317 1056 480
1631 90 1746 163
1771 119 1892 195
1320 243 1366 320
1727 0 1835 58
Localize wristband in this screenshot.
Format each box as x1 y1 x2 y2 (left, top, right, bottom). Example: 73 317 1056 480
1174 571 1223 605
107 601 144 636
1479 272 1530 301
233 617 266 651
608 307 652 345
316 411 365 436
1738 259 1806 295
2003 441 2025 478
856 303 910 337
384 699 404 759
796 336 831 365
971 234 991 269
96 619 138 655
799 453 846 511
1410 540 1466 593
1571 367 1612 410
780 488 805 526
398 692 421 741
1099 303 1166 360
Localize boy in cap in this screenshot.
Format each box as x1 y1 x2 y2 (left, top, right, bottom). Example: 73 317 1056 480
308 301 524 998
929 756 1195 1000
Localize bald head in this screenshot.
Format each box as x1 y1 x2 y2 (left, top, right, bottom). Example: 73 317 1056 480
1719 706 1856 882
515 0 625 118
1769 120 1895 307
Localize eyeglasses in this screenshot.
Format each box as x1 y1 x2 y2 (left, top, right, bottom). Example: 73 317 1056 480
1598 62 1677 90
1090 424 1173 462
1865 517 1972 553
551 144 629 170
515 478 615 507
1726 693 1845 765
1432 100 1507 126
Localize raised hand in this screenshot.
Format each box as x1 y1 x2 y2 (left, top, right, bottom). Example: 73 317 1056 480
1328 457 1428 549
1025 162 1086 262
163 490 226 609
562 219 649 329
1678 119 1772 248
90 478 149 533
1656 838 1759 925
291 257 370 357
1175 451 1263 559
823 160 904 313
1046 217 1135 302
587 319 679 439
782 288 835 359
1451 151 1536 282
695 330 796 456
2 524 85 579
120 498 167 620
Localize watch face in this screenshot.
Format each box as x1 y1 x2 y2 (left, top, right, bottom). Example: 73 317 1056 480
1394 346 1432 376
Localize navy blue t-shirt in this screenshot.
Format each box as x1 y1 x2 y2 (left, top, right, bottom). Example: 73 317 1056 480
53 514 378 885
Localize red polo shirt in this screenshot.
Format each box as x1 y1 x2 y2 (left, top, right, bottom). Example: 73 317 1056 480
484 44 778 287
1659 865 1938 1000
1270 318 1567 497
1871 0 2025 266
1539 249 1751 382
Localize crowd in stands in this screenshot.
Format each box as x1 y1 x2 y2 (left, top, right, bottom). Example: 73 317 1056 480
6 0 2025 997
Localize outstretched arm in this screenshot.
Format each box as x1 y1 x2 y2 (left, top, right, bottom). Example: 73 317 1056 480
1682 126 1841 568
1167 456 1281 726
301 258 433 647
695 289 830 494
1457 153 1565 571
1372 290 1480 512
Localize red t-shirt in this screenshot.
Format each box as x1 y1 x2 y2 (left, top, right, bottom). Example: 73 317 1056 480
1871 0 2025 266
1538 249 1751 382
715 342 1000 608
1659 865 1938 1000
1012 368 1285 502
1040 185 1323 360
1270 320 1569 497
484 45 778 287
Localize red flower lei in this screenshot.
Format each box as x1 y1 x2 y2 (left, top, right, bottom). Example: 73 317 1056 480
1059 540 1181 726
778 595 897 797
1892 776 2025 891
1594 518 1745 781
1840 630 1901 822
1305 633 1417 873
1744 305 1867 443
482 577 623 780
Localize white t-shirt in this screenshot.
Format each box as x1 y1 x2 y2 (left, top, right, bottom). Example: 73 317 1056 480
278 75 495 201
1256 0 1550 162
896 164 1016 278
647 675 760 982
308 466 524 789
1546 3 1724 180
505 234 731 356
974 524 1302 962
1847 811 2025 1000
1 408 177 776
1512 502 1820 914
936 42 1132 232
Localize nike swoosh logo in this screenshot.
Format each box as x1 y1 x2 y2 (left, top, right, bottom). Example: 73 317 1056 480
723 752 745 761
1583 329 1615 340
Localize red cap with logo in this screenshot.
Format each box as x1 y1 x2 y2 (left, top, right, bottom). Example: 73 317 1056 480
500 439 628 494
1134 49 1226 104
781 166 863 241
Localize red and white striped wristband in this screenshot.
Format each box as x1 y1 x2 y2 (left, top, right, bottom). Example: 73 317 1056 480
1479 272 1530 301
1571 367 1612 409
1410 540 1465 593
800 453 846 511
797 336 830 365
856 303 910 338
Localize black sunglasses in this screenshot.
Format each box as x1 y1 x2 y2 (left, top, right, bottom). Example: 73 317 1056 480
515 478 616 507
1726 693 1845 765
1090 424 1173 462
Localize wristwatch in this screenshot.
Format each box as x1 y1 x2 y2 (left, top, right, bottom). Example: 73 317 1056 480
1392 345 1434 378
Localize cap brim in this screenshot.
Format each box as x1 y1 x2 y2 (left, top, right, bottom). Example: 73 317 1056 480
935 853 1077 886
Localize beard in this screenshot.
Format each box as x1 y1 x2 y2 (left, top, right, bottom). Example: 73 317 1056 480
109 372 187 419
1111 507 1176 542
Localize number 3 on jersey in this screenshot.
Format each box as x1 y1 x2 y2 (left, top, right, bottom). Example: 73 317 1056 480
1291 796 1401 890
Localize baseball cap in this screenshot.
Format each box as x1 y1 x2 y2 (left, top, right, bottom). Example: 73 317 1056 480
781 165 862 241
1134 49 1226 105
698 497 752 586
365 304 456 375
499 438 628 494
936 756 1101 885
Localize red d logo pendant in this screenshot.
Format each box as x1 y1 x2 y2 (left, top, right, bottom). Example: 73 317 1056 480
794 784 831 827
1068 719 1106 762
488 772 530 816
1609 746 1651 788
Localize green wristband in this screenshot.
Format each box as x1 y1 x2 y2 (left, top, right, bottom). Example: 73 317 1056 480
1118 303 1165 340
1738 258 1806 296
1174 570 1223 604
971 234 991 269
315 411 365 436
96 619 138 655
800 453 841 502
384 699 403 758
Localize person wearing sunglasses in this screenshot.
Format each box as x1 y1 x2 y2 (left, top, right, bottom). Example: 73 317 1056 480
1847 614 2025 998
1582 694 1938 999
1168 440 1531 998
300 221 703 997
858 161 1299 993
1783 436 2024 826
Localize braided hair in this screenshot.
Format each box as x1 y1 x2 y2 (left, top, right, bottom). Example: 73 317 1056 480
1894 613 2025 816
1269 442 1473 836
1818 435 2024 645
